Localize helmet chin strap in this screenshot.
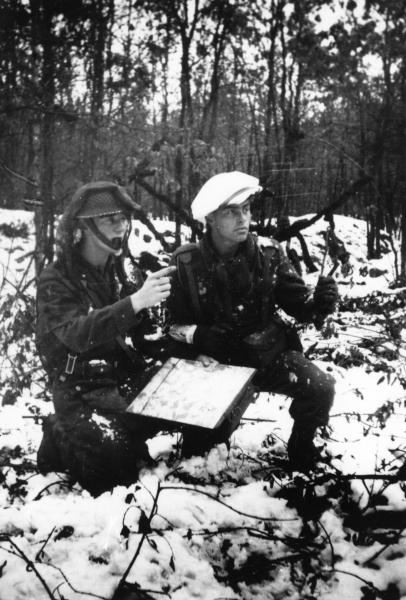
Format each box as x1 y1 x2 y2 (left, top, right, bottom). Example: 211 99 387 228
84 217 131 253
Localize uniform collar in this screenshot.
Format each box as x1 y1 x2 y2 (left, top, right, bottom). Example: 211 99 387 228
70 249 115 280
201 231 258 265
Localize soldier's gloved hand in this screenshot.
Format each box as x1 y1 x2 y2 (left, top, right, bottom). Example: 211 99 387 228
193 325 230 360
276 270 309 304
313 276 339 315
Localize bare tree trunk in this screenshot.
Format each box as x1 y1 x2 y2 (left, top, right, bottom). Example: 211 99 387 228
399 54 406 282
173 0 198 246
400 207 406 283
30 0 56 275
160 16 171 138
199 19 227 144
262 0 283 181
87 0 114 179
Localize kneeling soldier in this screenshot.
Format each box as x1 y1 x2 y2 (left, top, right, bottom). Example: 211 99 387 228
36 181 174 496
167 171 338 472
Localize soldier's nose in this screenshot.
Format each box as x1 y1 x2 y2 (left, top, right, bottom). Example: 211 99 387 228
112 217 128 232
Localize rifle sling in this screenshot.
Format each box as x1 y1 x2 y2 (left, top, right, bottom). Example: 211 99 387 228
177 249 204 322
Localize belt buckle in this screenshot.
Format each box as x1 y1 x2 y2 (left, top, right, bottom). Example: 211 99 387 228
65 354 77 375
88 359 111 375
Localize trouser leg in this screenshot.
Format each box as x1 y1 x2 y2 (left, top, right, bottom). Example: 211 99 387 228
259 350 335 430
258 350 335 470
37 414 65 475
57 411 160 496
39 382 163 496
37 410 154 496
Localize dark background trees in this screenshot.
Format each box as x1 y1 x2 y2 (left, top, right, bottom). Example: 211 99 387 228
0 0 405 275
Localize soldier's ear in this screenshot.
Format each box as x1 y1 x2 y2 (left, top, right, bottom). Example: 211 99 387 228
206 213 215 226
73 219 90 243
76 219 89 231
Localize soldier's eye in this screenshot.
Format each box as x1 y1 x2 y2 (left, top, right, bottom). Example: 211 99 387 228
221 208 233 217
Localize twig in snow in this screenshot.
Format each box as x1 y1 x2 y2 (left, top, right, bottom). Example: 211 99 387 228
113 482 162 598
0 537 54 599
137 479 178 529
310 472 400 487
316 520 336 568
325 567 381 593
362 526 406 566
161 485 298 522
33 479 78 500
330 410 406 419
51 577 108 600
240 417 277 423
41 560 108 599
1 535 109 600
35 527 55 562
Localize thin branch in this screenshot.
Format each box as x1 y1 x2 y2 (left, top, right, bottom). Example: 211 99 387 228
33 480 77 501
325 567 381 592
362 526 406 566
240 417 277 423
113 482 162 597
43 561 109 599
0 159 38 187
134 208 174 252
161 485 298 521
255 175 372 241
35 527 55 562
317 519 336 569
311 472 400 486
0 537 54 599
131 172 202 238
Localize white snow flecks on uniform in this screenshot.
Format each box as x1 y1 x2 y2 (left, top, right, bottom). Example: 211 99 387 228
91 413 117 441
288 371 298 383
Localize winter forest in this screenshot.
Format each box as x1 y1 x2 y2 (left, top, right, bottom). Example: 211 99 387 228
1 0 406 599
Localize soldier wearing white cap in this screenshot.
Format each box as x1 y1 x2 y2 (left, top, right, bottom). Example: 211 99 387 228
167 171 338 471
190 171 262 224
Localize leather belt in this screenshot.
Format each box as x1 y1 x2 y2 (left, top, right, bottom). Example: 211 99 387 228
63 354 117 378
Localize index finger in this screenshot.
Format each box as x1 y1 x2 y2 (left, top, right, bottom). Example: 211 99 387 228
196 354 219 368
150 265 177 279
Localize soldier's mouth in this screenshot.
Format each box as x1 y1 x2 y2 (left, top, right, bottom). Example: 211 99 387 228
110 237 123 249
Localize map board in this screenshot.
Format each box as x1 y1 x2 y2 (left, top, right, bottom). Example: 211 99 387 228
126 357 256 430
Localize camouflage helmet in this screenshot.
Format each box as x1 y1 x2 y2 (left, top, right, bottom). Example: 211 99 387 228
73 181 140 219
56 181 140 256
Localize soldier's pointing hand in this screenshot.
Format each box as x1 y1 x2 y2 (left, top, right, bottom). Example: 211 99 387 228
131 266 176 312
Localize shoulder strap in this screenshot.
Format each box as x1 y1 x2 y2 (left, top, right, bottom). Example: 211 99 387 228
175 243 204 322
259 243 280 327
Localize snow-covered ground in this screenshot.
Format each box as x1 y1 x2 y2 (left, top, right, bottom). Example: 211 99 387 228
1 209 406 600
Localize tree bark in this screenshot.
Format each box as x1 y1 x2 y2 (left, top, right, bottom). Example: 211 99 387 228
30 0 56 275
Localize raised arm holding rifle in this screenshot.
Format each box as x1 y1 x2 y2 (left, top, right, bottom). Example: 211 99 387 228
167 171 339 471
36 181 175 496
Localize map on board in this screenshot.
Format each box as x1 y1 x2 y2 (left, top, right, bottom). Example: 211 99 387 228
126 357 256 429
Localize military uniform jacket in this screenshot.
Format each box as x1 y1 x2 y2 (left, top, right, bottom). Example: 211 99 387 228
167 232 314 336
36 252 148 384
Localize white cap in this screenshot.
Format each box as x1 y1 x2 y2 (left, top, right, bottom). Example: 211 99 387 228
191 171 262 223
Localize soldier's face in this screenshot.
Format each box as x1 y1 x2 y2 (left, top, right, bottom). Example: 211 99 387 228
84 213 130 256
208 201 251 246
95 213 129 238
